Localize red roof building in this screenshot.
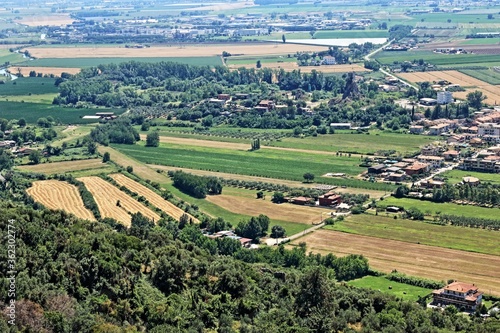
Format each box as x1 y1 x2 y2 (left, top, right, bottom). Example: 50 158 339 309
432 281 483 311
318 192 342 207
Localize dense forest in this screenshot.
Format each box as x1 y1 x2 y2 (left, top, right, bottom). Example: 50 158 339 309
51 61 413 130
1 203 500 332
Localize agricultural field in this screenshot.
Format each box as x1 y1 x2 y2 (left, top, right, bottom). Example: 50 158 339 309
17 159 109 175
150 165 387 198
14 67 81 77
326 213 500 256
442 169 500 185
382 196 500 220
347 276 432 302
26 180 95 221
397 70 500 105
374 50 500 68
21 57 224 68
459 68 500 85
206 186 332 225
78 176 160 227
291 229 500 296
148 129 438 156
313 30 388 39
109 173 197 222
0 101 124 124
0 77 58 95
114 142 395 191
25 44 329 59
15 14 74 26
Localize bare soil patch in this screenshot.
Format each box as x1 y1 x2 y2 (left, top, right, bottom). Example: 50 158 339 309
17 159 107 174
292 229 500 296
207 194 332 224
27 180 95 221
110 173 198 222
15 66 81 77
26 43 329 59
78 176 160 227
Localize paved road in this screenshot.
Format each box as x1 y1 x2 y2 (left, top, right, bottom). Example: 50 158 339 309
365 39 419 91
413 162 459 186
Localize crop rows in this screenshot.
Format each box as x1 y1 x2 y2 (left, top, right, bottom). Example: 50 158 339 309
109 173 198 222
27 180 96 221
78 176 160 227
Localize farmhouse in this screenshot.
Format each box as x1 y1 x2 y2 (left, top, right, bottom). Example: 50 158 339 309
217 93 231 101
258 100 275 111
322 56 337 65
432 281 483 311
290 197 312 205
318 192 342 207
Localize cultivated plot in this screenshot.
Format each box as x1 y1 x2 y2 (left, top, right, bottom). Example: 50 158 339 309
78 176 160 227
18 159 108 174
27 180 95 221
293 229 500 296
109 173 198 222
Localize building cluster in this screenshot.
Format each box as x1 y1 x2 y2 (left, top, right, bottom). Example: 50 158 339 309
205 230 253 248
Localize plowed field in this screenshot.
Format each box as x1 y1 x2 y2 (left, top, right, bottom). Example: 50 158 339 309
398 70 500 105
292 229 500 296
78 176 160 227
27 180 95 221
109 173 198 222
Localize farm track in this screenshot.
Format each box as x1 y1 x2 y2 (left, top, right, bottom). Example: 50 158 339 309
398 70 500 105
78 176 160 227
17 159 108 174
292 229 500 296
109 173 198 223
27 180 95 221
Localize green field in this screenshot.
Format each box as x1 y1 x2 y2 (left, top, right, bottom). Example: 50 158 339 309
0 49 25 65
326 214 500 255
459 38 500 45
348 276 432 301
314 30 388 39
382 196 500 220
112 142 395 191
149 128 438 155
459 68 500 85
0 101 124 124
0 77 58 95
374 50 500 67
442 169 500 185
19 56 224 68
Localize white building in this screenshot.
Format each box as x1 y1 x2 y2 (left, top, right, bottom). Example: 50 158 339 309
478 123 500 139
322 56 336 65
437 91 453 104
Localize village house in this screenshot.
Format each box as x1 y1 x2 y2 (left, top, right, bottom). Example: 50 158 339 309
429 123 450 136
409 125 424 134
404 162 429 176
258 100 275 111
318 192 342 207
432 281 483 311
443 150 460 161
417 155 444 169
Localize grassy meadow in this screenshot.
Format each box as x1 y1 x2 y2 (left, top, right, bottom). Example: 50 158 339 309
442 169 500 185
374 50 500 67
347 276 432 301
326 214 500 256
